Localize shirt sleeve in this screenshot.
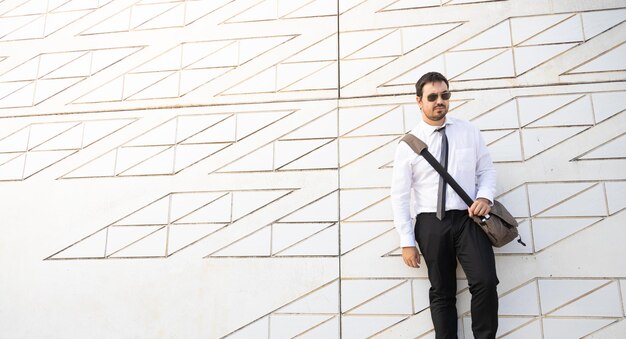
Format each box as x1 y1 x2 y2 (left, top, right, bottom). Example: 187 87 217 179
390 142 417 247
474 127 497 203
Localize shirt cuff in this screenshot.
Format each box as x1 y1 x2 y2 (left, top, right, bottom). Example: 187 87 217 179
476 190 494 205
399 232 417 248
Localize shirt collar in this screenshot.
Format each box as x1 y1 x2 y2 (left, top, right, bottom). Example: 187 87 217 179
420 117 454 135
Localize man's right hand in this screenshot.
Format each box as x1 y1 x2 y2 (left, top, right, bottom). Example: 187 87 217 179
402 246 421 268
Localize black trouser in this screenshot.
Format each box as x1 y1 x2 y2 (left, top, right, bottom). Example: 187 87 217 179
415 210 499 339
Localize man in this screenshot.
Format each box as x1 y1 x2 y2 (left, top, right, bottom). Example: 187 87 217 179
390 72 498 339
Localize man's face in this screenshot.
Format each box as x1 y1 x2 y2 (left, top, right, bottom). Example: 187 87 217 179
417 81 449 126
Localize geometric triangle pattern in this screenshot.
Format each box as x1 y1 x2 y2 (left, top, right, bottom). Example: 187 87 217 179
576 133 626 160
368 179 626 255
223 279 340 338
566 41 626 75
342 23 463 58
548 280 622 317
343 279 412 314
279 190 339 223
61 110 295 178
494 180 622 253
46 189 294 260
341 314 407 338
382 9 626 88
542 318 617 339
338 135 398 169
224 0 337 24
276 279 340 314
81 0 233 35
206 185 341 259
4 0 626 338
214 108 338 173
0 0 113 42
216 136 337 173
340 221 395 255
345 275 626 338
499 280 541 316
344 22 464 87
0 47 142 108
217 30 340 96
532 217 603 252
269 314 336 338
208 1 342 96
539 279 609 314
337 102 410 185
469 90 623 162
74 35 298 103
0 118 135 181
224 277 486 338
208 222 338 258
458 277 626 338
339 188 392 221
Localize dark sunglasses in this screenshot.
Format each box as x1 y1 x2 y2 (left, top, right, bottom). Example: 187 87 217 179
425 91 451 102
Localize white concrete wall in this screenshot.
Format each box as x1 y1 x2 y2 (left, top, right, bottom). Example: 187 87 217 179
1 0 625 338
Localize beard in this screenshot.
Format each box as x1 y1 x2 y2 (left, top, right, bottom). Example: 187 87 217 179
428 105 447 120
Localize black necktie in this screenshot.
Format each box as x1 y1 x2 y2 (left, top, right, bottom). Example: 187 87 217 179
436 126 448 220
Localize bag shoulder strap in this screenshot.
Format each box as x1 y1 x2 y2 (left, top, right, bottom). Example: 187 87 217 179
400 133 428 154
399 133 474 207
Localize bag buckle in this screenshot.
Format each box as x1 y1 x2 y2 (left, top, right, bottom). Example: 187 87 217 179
479 214 491 225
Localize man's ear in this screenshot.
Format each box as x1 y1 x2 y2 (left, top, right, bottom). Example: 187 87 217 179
416 95 422 110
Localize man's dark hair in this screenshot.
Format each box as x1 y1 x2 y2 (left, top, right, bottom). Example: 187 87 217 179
415 72 449 97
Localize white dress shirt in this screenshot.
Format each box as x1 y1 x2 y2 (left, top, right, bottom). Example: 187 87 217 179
390 116 496 247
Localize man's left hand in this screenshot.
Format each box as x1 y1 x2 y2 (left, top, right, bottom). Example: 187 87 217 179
469 198 491 217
